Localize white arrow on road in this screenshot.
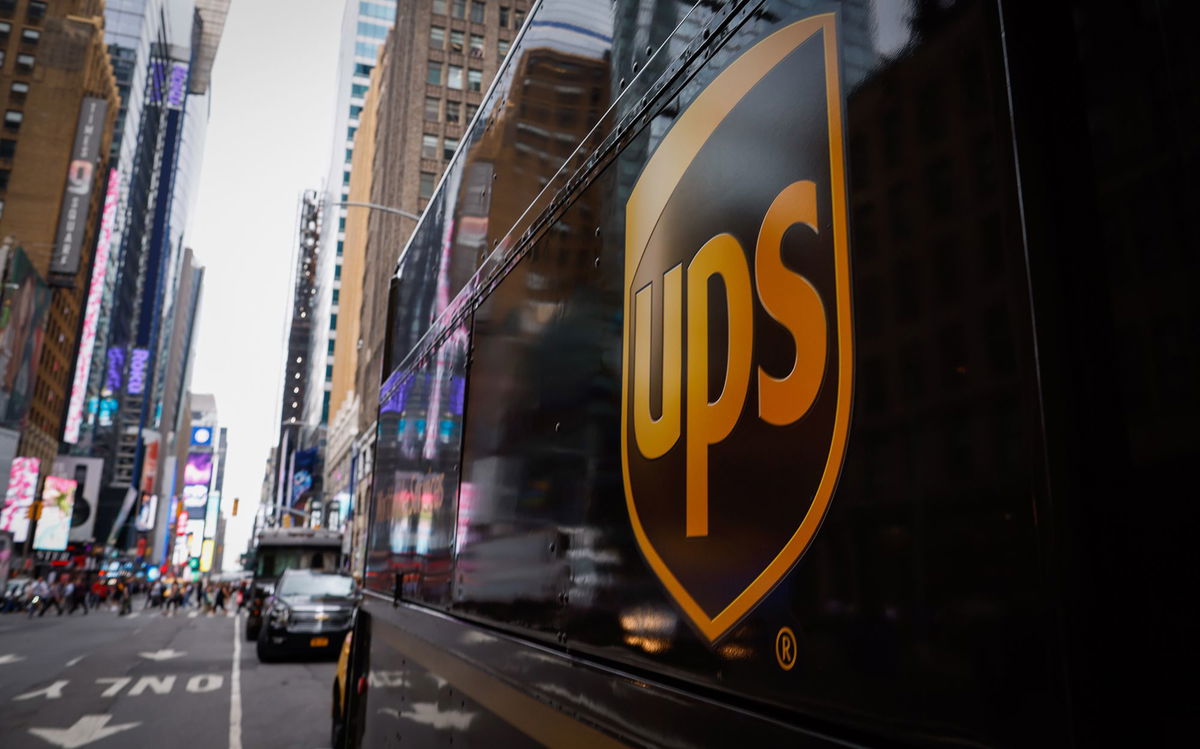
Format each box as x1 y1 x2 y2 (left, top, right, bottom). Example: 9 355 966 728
138 649 185 662
29 714 140 748
0 653 25 664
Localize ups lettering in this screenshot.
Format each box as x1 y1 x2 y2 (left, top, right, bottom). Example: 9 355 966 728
632 180 828 537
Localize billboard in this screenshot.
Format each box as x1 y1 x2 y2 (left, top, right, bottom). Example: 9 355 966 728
203 491 220 538
51 97 108 277
0 456 39 542
127 348 149 394
32 476 78 551
52 455 102 543
184 452 213 486
182 484 209 512
191 426 213 446
0 249 51 428
64 170 120 443
134 493 158 532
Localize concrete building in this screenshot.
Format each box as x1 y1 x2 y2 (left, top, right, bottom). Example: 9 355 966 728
0 0 119 478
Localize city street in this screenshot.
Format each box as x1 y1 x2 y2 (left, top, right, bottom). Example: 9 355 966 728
0 604 335 749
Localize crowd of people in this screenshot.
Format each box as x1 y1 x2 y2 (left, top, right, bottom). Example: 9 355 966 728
0 575 251 618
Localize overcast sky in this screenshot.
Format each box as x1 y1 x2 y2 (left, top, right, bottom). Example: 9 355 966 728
187 0 343 569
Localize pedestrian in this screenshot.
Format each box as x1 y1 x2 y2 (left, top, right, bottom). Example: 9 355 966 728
116 579 132 616
49 578 66 616
28 577 50 617
213 584 228 615
235 583 249 615
66 578 89 616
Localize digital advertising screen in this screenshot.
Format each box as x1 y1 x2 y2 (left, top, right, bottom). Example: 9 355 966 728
0 456 40 542
182 484 209 513
134 492 158 532
184 452 213 487
32 476 78 551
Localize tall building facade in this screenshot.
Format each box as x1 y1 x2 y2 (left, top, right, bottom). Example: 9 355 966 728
74 0 228 548
0 0 119 481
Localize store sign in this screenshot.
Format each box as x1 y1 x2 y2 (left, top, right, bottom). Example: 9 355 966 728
51 97 108 277
64 169 120 443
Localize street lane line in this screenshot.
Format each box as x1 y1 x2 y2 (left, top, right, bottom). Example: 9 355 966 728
229 615 242 749
66 656 85 667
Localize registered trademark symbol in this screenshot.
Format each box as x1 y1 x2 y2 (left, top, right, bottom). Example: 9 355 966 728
775 626 797 671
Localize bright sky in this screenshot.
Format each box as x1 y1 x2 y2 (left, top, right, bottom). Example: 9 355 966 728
187 0 343 569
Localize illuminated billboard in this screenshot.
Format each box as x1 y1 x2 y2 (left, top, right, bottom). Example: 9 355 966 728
203 491 220 538
182 484 209 512
0 456 40 542
200 538 215 572
184 452 213 487
64 169 119 444
134 492 158 532
190 426 213 446
32 476 78 551
186 519 205 556
126 348 149 395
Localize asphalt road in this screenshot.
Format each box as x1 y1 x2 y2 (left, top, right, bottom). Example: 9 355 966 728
0 600 337 749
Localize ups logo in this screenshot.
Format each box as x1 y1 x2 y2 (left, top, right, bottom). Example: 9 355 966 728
621 15 852 642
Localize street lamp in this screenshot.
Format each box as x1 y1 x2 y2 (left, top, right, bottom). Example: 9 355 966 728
330 201 421 221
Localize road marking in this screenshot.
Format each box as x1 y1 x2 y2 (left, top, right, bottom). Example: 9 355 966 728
229 615 242 749
129 676 175 696
188 611 199 619
66 656 85 667
96 678 130 697
29 714 140 748
127 613 140 619
187 674 224 693
15 681 68 701
0 653 25 664
139 649 185 661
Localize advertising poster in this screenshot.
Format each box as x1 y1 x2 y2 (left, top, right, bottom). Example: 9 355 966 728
186 519 205 557
183 484 208 513
51 97 108 277
134 493 158 532
0 456 40 542
184 452 213 486
203 490 220 538
54 453 103 544
32 476 78 551
0 249 51 428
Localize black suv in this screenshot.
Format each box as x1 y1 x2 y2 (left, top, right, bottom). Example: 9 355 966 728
256 570 357 662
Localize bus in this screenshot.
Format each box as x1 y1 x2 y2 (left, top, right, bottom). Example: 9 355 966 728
337 0 1195 746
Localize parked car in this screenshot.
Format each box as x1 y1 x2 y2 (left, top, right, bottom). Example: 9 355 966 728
256 569 357 662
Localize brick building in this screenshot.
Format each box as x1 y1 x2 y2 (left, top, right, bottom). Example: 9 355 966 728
0 0 118 471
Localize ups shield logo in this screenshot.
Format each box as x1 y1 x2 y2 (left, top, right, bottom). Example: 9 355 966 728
622 15 852 642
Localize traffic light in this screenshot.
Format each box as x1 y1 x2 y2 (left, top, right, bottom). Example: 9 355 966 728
25 501 42 521
232 497 239 516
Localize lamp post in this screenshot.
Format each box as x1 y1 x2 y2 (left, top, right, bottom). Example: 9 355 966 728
329 201 421 222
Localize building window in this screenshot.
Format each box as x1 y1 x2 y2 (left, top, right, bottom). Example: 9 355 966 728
425 96 440 121
335 265 342 281
326 364 334 380
419 171 436 199
446 99 461 123
451 0 466 20
332 288 340 304
21 27 39 45
9 82 27 102
0 138 14 159
469 33 484 57
0 21 9 41
27 2 47 24
449 30 464 54
443 137 459 161
466 102 479 120
432 0 447 15
330 313 338 329
0 199 5 219
328 340 335 356
360 2 392 21
351 82 369 99
429 25 445 49
447 65 463 90
421 133 438 159
349 104 363 119
514 8 525 28
3 110 21 132
336 242 344 258
471 1 485 24
427 61 443 85
499 6 509 27
357 21 389 39
15 53 34 74
354 42 376 59
355 63 373 76
467 68 482 92
0 50 5 68
498 38 510 61
0 169 9 191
